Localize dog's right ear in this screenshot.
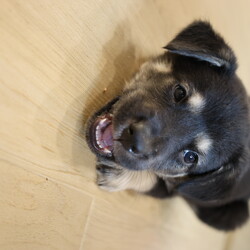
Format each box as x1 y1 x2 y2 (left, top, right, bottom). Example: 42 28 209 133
164 21 237 72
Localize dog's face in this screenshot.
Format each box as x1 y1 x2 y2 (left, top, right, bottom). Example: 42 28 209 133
86 21 249 179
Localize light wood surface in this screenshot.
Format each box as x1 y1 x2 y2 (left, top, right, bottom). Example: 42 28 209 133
1 0 250 249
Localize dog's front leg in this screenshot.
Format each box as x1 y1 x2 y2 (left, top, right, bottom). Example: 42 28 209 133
194 200 249 231
96 164 170 198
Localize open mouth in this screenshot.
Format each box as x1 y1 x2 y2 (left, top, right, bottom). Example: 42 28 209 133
91 113 114 155
86 97 120 158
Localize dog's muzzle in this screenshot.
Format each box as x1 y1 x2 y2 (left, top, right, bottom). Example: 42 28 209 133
119 120 152 155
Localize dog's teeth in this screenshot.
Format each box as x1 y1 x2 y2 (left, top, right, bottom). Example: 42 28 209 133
96 140 103 148
96 134 101 143
103 148 111 154
94 115 113 153
99 118 107 126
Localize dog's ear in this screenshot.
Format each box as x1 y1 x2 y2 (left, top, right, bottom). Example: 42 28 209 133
164 21 237 72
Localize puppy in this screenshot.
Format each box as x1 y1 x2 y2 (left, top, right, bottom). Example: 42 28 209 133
85 21 250 231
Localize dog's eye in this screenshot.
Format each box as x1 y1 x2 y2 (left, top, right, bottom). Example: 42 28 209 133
174 85 186 102
183 150 198 164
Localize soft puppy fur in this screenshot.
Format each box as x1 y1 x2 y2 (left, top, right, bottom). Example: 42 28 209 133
85 21 250 231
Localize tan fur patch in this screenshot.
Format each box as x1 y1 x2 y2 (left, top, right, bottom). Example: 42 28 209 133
196 133 212 154
151 61 171 73
97 168 157 192
188 92 205 112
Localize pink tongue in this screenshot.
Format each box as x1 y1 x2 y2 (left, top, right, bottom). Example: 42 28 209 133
102 124 113 147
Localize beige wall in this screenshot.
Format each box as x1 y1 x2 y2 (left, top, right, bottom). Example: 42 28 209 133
1 0 250 249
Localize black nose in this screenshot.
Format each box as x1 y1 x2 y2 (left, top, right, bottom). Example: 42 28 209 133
120 121 151 155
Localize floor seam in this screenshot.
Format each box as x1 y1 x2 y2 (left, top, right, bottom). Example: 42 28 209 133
79 197 95 250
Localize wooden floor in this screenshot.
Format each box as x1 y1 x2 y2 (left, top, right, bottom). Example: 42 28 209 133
1 0 250 249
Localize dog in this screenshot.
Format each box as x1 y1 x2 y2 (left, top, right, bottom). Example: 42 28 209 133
85 21 250 231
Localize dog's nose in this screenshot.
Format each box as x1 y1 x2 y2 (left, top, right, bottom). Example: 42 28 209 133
120 121 151 155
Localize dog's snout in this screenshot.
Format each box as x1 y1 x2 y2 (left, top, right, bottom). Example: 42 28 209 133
120 121 152 155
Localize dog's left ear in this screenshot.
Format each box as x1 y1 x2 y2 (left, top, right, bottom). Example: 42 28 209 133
164 21 237 72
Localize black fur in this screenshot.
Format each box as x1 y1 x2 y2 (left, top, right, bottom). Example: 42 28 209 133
85 21 250 231
145 177 172 199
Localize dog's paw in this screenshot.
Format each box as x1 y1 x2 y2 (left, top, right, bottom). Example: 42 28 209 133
96 164 126 192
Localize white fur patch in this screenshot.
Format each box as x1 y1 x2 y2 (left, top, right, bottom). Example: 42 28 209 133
157 172 188 178
196 134 212 154
188 92 205 112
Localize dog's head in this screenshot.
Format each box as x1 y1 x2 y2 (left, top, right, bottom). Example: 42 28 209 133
86 21 249 178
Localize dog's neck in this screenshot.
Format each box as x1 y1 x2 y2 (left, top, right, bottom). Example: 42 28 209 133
236 98 250 199
248 96 250 148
